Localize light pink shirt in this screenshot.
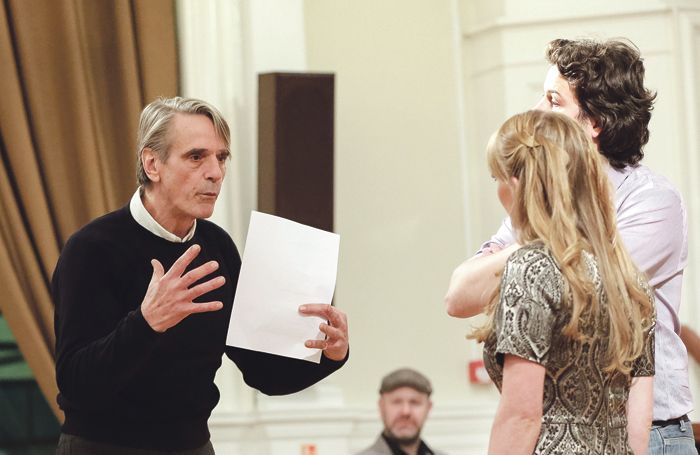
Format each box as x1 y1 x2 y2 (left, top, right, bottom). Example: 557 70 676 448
478 165 692 420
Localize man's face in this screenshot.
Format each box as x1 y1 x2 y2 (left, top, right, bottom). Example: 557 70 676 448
378 387 432 446
147 114 229 227
533 66 598 141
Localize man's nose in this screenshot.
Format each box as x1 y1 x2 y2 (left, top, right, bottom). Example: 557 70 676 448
204 156 223 181
533 96 549 111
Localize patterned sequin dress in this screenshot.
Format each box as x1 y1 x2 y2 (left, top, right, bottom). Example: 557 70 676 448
484 242 655 455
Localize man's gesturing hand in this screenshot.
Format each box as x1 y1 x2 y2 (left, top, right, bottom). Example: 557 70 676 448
299 304 348 361
142 245 225 332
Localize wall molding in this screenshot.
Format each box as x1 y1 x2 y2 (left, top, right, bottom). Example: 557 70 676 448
209 403 496 455
462 5 673 38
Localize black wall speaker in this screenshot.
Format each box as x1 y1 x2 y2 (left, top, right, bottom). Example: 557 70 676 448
258 72 335 232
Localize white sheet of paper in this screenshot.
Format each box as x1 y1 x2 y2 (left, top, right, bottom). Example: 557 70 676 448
226 211 340 363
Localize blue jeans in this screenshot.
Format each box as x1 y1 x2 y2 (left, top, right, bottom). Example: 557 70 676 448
648 417 697 455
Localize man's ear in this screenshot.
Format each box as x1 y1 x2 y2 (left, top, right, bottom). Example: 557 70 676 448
590 117 602 140
510 176 519 187
378 396 386 419
142 148 160 183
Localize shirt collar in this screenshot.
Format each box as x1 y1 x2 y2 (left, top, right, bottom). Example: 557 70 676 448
129 188 197 243
381 433 434 455
606 164 631 191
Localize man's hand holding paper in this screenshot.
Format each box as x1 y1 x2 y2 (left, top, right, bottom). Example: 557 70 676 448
227 211 347 363
299 303 348 361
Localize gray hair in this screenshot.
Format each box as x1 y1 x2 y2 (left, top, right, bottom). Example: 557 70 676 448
136 96 231 187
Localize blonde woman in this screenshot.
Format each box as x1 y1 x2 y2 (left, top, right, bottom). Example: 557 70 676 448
474 110 655 455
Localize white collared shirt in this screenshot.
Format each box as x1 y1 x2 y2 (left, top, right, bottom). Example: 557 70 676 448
129 189 197 243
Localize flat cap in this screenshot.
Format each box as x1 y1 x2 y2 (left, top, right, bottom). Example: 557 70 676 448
380 368 432 396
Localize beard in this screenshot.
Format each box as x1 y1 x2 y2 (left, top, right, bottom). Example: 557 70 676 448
383 427 421 447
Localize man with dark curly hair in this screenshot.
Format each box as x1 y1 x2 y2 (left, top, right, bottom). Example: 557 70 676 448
539 38 655 170
445 38 693 455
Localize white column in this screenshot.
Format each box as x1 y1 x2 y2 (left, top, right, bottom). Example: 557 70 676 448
177 0 255 414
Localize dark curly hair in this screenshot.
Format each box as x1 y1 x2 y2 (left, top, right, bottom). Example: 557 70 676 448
545 38 656 169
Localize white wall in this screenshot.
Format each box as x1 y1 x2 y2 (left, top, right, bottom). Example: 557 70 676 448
303 0 485 409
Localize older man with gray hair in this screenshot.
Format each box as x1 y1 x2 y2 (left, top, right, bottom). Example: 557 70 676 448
53 97 349 454
357 368 448 455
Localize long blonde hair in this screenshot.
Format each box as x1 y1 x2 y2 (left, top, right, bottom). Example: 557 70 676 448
473 110 653 375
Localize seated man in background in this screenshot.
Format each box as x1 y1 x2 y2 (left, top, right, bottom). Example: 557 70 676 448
357 368 447 455
53 96 349 455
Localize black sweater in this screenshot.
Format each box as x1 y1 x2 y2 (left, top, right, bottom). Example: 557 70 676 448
53 204 346 451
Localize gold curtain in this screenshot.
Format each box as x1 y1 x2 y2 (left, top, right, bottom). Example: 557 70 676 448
0 0 178 421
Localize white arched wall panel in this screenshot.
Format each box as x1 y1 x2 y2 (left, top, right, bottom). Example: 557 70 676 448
176 0 255 416
460 0 700 425
674 8 700 417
